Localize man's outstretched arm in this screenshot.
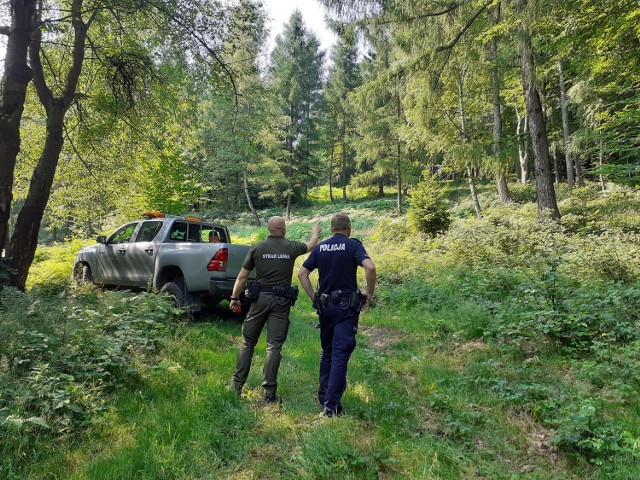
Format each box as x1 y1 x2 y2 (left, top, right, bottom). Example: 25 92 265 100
305 223 321 252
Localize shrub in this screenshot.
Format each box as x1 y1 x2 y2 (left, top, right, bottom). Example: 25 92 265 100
26 238 94 291
0 287 174 441
407 175 451 236
550 400 639 464
508 182 537 204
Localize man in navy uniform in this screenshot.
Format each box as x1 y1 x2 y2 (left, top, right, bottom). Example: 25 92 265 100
298 213 376 417
230 216 320 404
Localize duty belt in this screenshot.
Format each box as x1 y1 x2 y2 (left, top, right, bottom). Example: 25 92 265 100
245 281 299 306
260 286 285 293
314 289 364 314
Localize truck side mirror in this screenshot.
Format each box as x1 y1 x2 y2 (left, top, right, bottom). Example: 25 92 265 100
96 235 107 244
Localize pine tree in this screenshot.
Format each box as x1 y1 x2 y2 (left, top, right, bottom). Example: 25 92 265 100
268 10 324 218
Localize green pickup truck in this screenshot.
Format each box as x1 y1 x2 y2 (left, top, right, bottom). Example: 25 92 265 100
72 215 253 311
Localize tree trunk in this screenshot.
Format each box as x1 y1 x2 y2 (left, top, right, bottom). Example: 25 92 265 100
395 95 402 214
0 1 38 263
515 103 529 183
10 103 66 289
599 137 605 191
378 179 384 197
329 142 334 202
243 166 260 226
575 155 584 187
553 145 561 184
517 1 560 219
491 7 509 204
341 111 348 201
558 57 574 192
223 177 229 215
8 0 93 289
497 175 509 204
285 193 292 220
234 171 240 209
466 163 483 219
457 73 482 218
396 142 402 214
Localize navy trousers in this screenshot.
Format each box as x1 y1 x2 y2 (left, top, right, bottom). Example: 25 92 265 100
317 303 359 413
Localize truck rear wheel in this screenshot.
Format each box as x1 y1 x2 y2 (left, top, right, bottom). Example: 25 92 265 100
160 280 187 309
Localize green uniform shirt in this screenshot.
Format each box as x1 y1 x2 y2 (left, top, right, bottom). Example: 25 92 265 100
242 236 308 287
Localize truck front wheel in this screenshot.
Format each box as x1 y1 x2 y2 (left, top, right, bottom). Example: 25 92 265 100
73 263 93 284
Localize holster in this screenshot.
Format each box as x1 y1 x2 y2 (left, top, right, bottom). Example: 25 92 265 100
348 291 365 313
272 284 299 306
244 280 260 302
288 285 299 306
313 292 329 315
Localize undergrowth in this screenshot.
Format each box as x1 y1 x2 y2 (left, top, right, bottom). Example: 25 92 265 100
2 181 640 478
0 286 176 476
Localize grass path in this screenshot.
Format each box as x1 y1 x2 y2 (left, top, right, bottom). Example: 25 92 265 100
33 298 619 480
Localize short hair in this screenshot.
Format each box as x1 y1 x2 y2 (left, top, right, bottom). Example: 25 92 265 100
331 213 351 232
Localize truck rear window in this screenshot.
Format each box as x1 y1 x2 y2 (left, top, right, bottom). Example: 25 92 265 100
168 222 228 243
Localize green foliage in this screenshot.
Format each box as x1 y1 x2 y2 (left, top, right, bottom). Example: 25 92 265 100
407 175 451 236
291 421 395 479
492 276 640 353
550 400 639 464
26 239 94 291
0 286 175 470
9 190 640 478
507 182 537 204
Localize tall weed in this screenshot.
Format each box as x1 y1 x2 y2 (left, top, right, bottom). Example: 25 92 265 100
0 286 175 473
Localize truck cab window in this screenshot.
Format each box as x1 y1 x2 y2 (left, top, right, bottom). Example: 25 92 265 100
136 221 163 242
109 223 138 244
204 226 226 243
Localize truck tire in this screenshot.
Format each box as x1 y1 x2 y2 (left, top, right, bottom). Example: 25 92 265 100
73 263 93 284
160 280 187 309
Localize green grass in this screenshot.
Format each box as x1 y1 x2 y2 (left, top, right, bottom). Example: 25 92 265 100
11 292 638 479
5 183 640 479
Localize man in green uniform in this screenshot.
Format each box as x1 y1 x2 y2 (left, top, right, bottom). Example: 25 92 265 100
229 216 320 403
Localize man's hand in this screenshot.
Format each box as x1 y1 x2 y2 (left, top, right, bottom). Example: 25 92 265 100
230 298 241 313
305 223 321 252
362 292 373 308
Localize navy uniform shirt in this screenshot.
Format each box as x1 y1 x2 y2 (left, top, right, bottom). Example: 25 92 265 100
302 233 370 294
243 236 307 287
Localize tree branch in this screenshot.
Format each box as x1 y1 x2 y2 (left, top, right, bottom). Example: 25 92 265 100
62 1 96 108
29 14 54 107
63 121 114 207
150 2 239 112
436 0 492 52
378 3 459 26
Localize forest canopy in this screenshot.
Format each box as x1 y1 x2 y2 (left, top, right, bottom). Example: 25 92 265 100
1 0 639 288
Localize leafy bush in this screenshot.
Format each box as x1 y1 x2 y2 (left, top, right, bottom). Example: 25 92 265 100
550 400 639 464
407 175 451 236
0 286 174 456
26 238 94 291
506 182 537 204
491 273 640 354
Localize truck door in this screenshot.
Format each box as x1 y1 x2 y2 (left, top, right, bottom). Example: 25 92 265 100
96 222 139 284
127 220 164 287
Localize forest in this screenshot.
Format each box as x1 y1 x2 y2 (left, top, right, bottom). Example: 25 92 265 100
1 0 640 478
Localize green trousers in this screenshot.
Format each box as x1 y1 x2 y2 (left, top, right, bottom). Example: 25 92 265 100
232 293 291 396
